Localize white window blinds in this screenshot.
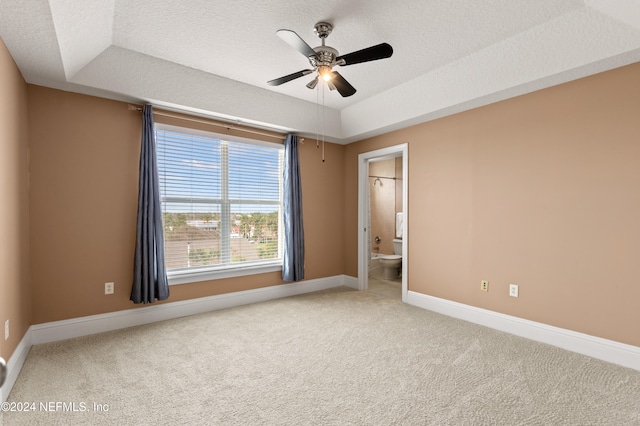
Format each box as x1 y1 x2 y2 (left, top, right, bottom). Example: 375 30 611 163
155 125 284 274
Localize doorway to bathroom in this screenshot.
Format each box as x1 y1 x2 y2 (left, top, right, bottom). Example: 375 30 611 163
357 144 408 302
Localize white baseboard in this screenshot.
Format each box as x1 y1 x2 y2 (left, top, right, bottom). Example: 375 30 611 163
406 290 640 372
1 329 32 403
32 275 349 345
343 275 359 290
1 275 348 402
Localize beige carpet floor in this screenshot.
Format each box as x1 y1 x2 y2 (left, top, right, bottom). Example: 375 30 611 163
2 278 640 425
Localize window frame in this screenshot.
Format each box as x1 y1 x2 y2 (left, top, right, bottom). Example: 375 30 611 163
155 123 284 285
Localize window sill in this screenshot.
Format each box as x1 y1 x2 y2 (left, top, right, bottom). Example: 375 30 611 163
167 261 282 285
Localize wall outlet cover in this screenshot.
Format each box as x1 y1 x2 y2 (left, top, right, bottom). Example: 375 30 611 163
509 284 519 298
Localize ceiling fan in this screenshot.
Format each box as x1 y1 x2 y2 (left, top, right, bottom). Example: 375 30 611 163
267 22 393 97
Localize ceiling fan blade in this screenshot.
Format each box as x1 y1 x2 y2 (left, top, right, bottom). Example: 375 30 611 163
276 29 318 58
268 69 314 86
330 71 356 97
336 43 393 66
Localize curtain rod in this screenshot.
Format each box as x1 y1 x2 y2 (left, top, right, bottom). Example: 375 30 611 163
128 105 303 143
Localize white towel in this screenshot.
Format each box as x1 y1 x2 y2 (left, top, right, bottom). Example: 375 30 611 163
396 212 403 238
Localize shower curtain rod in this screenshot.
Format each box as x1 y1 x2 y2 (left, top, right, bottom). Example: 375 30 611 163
369 175 399 180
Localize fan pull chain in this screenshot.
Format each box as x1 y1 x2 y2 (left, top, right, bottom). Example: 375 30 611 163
322 83 325 162
314 80 326 163
316 81 320 151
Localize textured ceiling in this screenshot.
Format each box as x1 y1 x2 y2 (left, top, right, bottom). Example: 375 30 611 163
0 0 639 143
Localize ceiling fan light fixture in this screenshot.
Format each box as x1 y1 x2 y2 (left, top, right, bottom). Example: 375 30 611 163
306 77 318 89
318 66 333 82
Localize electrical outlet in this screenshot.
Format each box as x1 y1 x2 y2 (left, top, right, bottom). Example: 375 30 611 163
4 320 9 340
480 280 489 292
509 284 519 298
105 282 114 295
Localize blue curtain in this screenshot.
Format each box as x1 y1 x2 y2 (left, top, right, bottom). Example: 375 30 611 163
282 134 305 282
131 105 170 303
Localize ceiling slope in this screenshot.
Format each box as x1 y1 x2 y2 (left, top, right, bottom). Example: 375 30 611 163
0 0 638 143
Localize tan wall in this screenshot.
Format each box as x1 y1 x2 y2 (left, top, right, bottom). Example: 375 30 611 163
298 140 345 279
370 159 396 255
0 38 31 360
27 86 344 324
345 62 640 347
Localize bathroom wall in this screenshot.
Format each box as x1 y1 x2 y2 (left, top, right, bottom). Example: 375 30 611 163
369 158 401 255
395 157 403 214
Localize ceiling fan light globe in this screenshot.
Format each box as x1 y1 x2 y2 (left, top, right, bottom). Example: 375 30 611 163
318 65 333 81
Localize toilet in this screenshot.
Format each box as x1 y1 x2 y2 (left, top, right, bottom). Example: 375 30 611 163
379 212 403 280
379 240 402 280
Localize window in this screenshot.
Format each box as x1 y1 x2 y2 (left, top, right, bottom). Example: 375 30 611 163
155 124 284 284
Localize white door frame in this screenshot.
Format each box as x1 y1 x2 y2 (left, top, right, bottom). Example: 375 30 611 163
358 143 408 302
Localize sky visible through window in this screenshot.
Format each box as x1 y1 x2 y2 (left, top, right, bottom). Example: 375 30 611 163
156 129 282 214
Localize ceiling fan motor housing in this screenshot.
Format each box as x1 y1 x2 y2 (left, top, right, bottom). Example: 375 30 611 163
310 46 338 68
